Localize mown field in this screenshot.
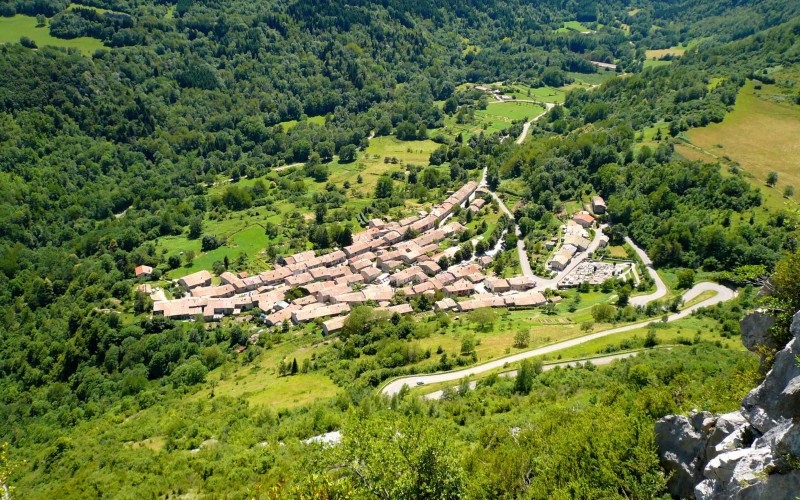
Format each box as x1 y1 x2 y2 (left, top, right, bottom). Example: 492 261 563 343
327 135 440 191
503 82 567 103
159 203 297 279
567 70 618 87
0 14 105 55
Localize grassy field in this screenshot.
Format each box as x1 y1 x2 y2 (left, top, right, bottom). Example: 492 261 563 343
409 290 623 365
606 245 628 259
506 84 566 103
674 142 793 221
190 339 341 409
279 115 326 131
684 80 800 200
434 101 545 141
644 38 709 67
0 14 105 55
555 20 592 33
405 310 746 399
645 47 687 59
567 71 617 87
158 201 298 279
643 59 672 69
328 135 440 192
542 315 745 362
166 226 273 279
483 101 546 121
67 2 128 16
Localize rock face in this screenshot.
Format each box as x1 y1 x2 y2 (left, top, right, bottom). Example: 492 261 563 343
656 310 800 499
739 309 778 353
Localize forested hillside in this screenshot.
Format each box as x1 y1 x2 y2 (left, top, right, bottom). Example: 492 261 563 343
1 0 799 497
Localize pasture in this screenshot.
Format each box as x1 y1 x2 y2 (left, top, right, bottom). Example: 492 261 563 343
685 80 800 199
159 202 296 279
644 38 708 66
438 101 545 140
643 59 671 69
567 70 617 87
67 2 128 16
506 83 566 103
0 14 105 55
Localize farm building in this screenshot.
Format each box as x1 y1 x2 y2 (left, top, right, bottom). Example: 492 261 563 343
591 196 607 214
135 265 153 278
572 212 596 229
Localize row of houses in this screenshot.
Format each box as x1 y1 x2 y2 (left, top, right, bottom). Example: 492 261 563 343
153 182 477 321
151 180 556 332
434 290 547 312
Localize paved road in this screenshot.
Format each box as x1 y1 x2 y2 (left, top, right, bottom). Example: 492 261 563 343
480 167 536 280
422 351 643 400
381 281 735 396
515 103 555 145
626 236 668 307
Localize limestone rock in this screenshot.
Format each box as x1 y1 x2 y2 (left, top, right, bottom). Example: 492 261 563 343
741 333 800 433
739 309 778 352
705 412 748 461
654 414 706 498
693 479 719 500
738 469 800 500
656 309 800 499
704 448 751 483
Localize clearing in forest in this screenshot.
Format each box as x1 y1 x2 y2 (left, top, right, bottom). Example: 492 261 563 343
0 14 105 55
555 20 593 33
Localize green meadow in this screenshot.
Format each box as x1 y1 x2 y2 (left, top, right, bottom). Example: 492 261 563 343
0 14 105 56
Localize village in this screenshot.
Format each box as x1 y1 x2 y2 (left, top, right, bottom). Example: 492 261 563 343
141 180 630 335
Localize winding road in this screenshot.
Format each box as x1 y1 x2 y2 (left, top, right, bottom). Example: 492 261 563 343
515 102 555 145
381 281 735 396
422 351 644 400
390 106 711 399
626 236 669 306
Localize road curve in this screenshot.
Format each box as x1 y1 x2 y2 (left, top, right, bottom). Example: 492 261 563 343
515 103 555 145
626 236 668 307
381 282 735 396
422 351 644 400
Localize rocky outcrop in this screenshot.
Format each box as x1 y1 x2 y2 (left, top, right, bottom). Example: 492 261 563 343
656 310 800 499
739 309 778 353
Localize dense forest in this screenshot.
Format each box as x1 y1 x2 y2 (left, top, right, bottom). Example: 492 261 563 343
1 0 799 496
